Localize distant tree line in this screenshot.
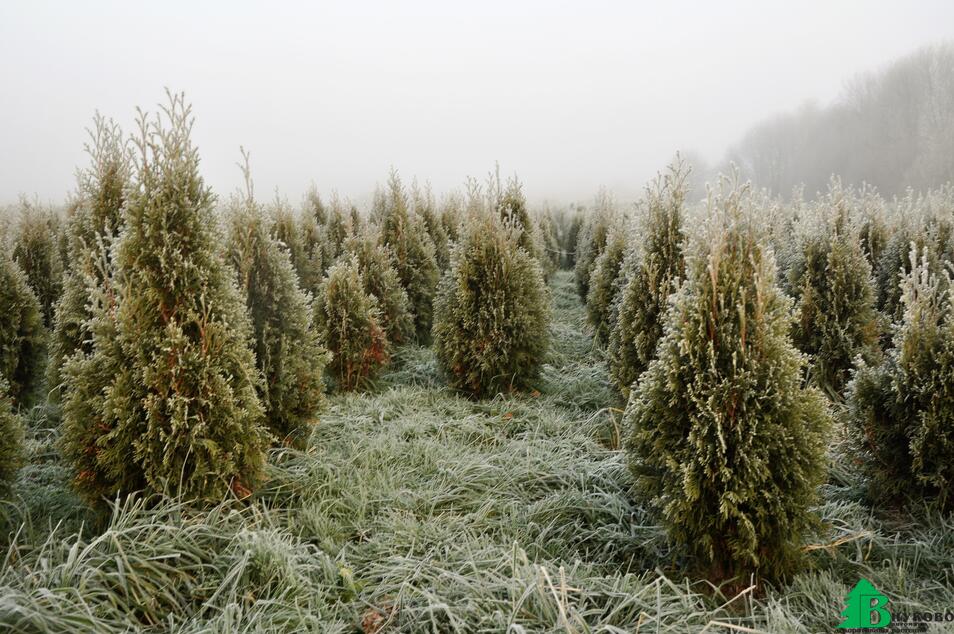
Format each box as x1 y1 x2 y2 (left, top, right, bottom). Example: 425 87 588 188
722 44 954 198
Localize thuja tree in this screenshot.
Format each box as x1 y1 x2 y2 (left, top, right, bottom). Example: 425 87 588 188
440 194 463 243
874 191 952 324
269 199 306 282
314 256 390 391
849 247 954 510
624 181 830 582
323 195 353 265
295 205 331 296
48 115 130 400
495 173 542 264
537 208 562 277
0 379 25 492
432 210 550 398
225 153 329 448
586 228 628 347
0 250 45 406
62 93 269 504
788 188 881 397
608 165 687 396
12 199 64 327
413 182 451 271
574 192 616 300
564 207 584 268
379 170 439 343
342 232 414 345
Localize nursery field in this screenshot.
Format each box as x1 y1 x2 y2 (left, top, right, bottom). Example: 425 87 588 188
1 271 951 633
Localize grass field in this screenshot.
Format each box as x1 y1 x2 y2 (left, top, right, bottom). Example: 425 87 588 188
1 270 952 633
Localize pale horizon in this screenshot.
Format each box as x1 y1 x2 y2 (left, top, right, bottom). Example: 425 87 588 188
2 1 953 208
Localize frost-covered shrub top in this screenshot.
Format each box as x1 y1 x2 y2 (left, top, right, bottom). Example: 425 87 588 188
624 180 831 582
61 93 269 504
226 174 329 449
379 171 439 344
342 232 414 346
608 164 687 397
48 116 130 401
314 256 390 392
787 184 880 397
850 246 954 510
433 211 550 398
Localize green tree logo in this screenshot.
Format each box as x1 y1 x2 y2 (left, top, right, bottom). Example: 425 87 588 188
838 579 891 629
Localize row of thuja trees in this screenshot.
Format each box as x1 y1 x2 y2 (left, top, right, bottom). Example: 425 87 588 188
5 92 951 587
0 93 555 505
574 159 954 582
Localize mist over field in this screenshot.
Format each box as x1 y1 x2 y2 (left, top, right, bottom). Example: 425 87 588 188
2 1 953 206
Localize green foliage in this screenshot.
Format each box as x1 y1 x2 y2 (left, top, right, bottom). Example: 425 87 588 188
608 165 687 396
564 208 584 268
269 199 306 281
585 229 628 347
48 115 130 401
849 246 954 510
314 256 391 391
413 183 451 271
226 157 329 449
379 171 440 343
0 378 25 491
788 187 881 397
433 210 550 398
323 196 354 265
624 181 831 582
0 249 45 407
342 232 414 345
61 93 269 504
874 193 953 323
495 173 542 263
12 200 64 327
574 193 616 300
440 193 463 243
536 208 562 277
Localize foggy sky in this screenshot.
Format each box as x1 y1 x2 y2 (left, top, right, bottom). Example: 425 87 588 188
2 1 953 207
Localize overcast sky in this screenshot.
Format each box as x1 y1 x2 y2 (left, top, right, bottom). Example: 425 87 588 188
2 1 953 207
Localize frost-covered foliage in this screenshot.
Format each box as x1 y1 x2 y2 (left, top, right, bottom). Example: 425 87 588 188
12 199 64 327
0 249 45 407
440 193 464 243
574 192 617 300
494 172 543 265
536 207 561 279
563 207 585 268
413 182 451 271
585 228 628 347
323 195 354 265
787 184 881 397
850 246 954 510
0 378 24 492
61 93 269 505
314 256 390 391
47 116 130 401
379 171 439 343
608 164 687 396
225 154 329 449
433 209 550 398
874 188 954 323
342 231 414 346
624 179 830 582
